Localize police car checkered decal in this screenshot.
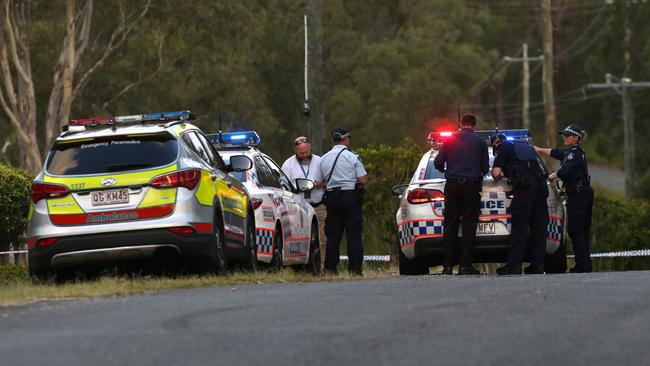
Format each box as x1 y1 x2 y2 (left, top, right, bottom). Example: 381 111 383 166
398 220 444 247
256 228 274 255
547 216 562 243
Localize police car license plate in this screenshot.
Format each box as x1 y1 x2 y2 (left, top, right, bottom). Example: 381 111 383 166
91 189 129 206
477 222 495 235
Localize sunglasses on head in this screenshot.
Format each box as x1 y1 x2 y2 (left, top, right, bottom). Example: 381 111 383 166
294 137 309 145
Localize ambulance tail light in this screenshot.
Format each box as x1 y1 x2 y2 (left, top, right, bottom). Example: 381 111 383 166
407 188 444 204
150 170 201 190
31 183 71 203
250 197 264 210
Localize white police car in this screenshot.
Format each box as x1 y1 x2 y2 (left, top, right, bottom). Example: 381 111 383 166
207 131 320 274
393 129 567 275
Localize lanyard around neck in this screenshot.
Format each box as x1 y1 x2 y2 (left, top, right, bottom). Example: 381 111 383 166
299 161 310 178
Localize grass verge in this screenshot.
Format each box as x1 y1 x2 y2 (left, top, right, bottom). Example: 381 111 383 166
0 265 396 308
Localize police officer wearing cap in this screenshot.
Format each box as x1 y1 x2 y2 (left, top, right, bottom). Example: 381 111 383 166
433 114 489 275
535 124 593 273
319 128 368 275
491 133 549 275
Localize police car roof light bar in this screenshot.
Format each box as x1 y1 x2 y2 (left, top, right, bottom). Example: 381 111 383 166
69 110 193 127
206 131 261 148
475 129 531 145
427 131 456 146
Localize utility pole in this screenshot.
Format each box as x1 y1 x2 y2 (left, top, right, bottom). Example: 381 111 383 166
503 43 544 129
541 0 557 149
584 74 650 198
305 1 324 154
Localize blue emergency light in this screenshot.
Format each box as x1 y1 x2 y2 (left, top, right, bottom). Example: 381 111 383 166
207 131 261 148
475 129 531 145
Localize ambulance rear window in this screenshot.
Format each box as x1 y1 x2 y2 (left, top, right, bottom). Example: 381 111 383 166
46 133 178 175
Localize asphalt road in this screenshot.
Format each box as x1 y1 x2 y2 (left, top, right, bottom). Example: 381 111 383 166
1 271 649 366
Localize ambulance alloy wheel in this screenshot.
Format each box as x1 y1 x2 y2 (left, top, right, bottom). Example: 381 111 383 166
241 212 258 272
545 236 567 274
270 226 283 272
399 248 429 276
304 222 321 276
213 215 229 276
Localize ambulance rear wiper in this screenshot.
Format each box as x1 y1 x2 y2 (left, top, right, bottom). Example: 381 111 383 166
105 163 153 172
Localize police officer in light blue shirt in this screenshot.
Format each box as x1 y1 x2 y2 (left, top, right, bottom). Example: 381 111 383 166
319 128 368 275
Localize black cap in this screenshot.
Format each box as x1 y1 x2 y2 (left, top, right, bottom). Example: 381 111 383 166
558 124 585 139
331 127 349 140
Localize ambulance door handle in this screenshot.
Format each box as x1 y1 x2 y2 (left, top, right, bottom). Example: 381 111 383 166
226 181 233 188
210 174 218 182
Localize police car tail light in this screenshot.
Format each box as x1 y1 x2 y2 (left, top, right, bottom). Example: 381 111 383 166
407 188 444 204
250 197 264 210
150 170 201 190
31 183 71 203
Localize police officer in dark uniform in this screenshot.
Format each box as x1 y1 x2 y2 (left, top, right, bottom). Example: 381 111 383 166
319 128 368 275
434 114 489 275
491 133 549 275
535 124 593 273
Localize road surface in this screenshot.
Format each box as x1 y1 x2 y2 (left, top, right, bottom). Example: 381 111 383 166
1 271 649 365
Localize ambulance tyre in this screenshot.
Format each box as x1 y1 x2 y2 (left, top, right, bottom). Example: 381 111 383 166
545 238 567 274
241 212 258 272
212 213 229 276
269 224 283 272
399 248 429 275
304 221 321 276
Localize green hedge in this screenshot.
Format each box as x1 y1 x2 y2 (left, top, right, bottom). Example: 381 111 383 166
591 188 650 252
0 164 32 252
357 139 424 260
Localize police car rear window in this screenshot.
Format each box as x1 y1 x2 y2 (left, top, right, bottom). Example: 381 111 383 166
46 133 178 175
423 158 445 180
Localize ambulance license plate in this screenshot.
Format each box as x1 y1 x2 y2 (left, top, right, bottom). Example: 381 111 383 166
477 222 495 235
91 189 129 206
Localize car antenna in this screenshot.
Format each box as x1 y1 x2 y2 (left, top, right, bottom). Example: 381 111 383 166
494 103 499 135
457 104 461 129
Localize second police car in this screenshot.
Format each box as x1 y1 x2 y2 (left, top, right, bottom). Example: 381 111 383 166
27 111 257 280
393 129 568 275
207 131 321 275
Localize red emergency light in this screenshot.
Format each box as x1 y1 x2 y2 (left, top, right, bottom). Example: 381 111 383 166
427 131 456 146
69 117 116 126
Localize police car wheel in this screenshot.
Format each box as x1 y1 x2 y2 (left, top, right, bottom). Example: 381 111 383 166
545 238 567 274
398 248 429 276
213 215 229 276
242 213 258 272
270 226 283 272
305 222 321 276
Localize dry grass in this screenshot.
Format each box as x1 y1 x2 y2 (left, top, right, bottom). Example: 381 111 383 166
0 265 396 307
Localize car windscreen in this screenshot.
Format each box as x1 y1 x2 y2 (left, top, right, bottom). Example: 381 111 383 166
46 133 178 175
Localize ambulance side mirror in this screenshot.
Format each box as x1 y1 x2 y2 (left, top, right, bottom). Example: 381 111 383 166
391 184 408 197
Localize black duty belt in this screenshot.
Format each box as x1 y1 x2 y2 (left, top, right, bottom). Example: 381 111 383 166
310 202 323 207
446 177 482 184
327 188 357 195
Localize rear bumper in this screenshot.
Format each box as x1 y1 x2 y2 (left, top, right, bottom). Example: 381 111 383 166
412 235 511 263
28 228 214 273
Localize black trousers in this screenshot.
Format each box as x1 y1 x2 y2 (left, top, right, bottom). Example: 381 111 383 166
567 187 594 271
506 180 549 268
443 180 482 267
324 189 363 274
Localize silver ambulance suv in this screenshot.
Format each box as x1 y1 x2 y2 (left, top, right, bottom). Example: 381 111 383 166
393 129 567 275
27 111 256 280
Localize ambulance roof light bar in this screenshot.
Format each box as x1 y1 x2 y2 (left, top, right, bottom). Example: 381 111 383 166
206 131 261 148
68 110 193 127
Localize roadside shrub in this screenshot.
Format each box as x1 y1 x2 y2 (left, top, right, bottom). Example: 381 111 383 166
0 164 32 254
357 139 423 262
591 188 650 252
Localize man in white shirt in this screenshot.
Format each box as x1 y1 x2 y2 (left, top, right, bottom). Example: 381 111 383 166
281 136 327 272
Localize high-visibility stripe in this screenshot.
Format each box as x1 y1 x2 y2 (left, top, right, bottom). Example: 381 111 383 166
49 204 174 225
